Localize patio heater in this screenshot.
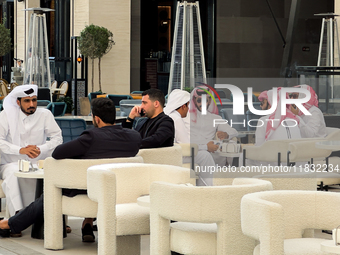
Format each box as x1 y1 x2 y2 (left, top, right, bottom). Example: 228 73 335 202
315 13 340 67
168 1 206 94
315 13 340 100
23 7 54 88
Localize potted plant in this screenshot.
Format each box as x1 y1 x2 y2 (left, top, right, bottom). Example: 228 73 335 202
78 24 115 92
57 96 74 114
0 18 11 79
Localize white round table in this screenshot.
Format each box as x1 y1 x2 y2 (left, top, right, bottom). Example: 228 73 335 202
316 140 340 151
321 240 340 254
137 195 150 207
14 169 44 179
15 168 44 239
216 151 242 158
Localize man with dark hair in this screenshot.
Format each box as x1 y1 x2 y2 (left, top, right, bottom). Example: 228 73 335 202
122 88 175 148
0 85 62 219
0 98 142 242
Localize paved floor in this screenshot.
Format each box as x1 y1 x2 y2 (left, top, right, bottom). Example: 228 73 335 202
0 188 335 255
0 199 150 255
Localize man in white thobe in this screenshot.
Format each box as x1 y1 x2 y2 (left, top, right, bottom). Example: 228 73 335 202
246 88 302 166
0 85 62 216
189 87 238 172
289 85 327 138
255 89 301 147
164 89 216 186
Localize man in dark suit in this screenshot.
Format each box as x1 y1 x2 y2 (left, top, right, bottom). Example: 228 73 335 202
0 98 142 242
122 88 175 148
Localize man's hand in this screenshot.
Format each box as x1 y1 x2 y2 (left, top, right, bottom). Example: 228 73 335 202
216 131 228 140
19 145 41 159
128 106 142 121
207 141 219 152
290 105 299 115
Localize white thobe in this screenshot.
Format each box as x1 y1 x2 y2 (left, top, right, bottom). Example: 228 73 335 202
298 106 327 138
0 109 62 215
168 110 217 186
243 115 302 166
255 116 302 147
191 111 238 168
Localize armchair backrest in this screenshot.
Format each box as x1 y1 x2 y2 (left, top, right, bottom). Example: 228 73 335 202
150 178 272 255
44 156 143 190
55 118 87 143
138 144 183 166
288 140 331 163
87 163 195 204
325 127 340 140
241 190 340 244
243 138 317 165
59 81 69 96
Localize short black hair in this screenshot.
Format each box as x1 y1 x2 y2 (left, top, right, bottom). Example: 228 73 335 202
91 98 116 124
142 88 165 107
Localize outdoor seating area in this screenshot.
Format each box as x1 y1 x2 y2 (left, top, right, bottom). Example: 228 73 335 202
2 0 340 254
1 83 340 254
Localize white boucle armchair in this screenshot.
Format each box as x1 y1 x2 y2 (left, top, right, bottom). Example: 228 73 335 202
150 178 273 255
43 156 143 250
87 163 196 255
137 144 183 166
241 190 340 255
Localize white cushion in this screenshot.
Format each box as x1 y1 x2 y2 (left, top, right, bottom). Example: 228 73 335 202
62 195 98 217
170 222 217 255
116 203 150 236
254 237 331 255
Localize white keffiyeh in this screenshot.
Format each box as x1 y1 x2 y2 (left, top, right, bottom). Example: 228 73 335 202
3 84 38 145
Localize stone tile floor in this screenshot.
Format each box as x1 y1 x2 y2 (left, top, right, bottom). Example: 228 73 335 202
0 188 336 254
0 199 150 255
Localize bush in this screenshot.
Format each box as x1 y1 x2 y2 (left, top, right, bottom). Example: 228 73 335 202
57 96 74 114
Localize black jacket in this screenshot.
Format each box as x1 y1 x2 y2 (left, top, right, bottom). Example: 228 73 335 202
122 112 174 149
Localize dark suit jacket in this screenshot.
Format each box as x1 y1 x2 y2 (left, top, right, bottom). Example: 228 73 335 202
122 112 174 149
52 125 142 196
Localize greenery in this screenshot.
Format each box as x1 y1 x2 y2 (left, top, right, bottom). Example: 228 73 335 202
57 96 74 114
0 18 11 79
184 87 193 93
78 24 115 92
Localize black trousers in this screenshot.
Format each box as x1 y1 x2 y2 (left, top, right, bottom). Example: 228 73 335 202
8 194 43 234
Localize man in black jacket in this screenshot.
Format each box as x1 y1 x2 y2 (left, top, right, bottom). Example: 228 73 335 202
0 98 142 242
122 88 175 148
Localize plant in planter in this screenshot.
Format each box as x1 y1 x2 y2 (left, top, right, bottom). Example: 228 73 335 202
57 96 74 114
0 18 11 79
78 24 115 92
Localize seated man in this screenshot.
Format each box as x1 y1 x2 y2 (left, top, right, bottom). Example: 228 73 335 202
122 88 174 148
255 88 301 146
0 98 142 241
0 85 62 217
190 86 238 168
244 88 302 166
164 89 216 186
289 84 327 138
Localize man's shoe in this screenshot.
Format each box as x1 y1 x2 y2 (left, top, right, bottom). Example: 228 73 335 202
82 223 95 242
10 232 22 237
0 228 10 238
0 218 10 238
66 225 72 234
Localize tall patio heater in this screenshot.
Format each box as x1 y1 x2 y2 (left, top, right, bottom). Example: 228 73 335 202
23 7 54 88
168 1 206 94
315 13 340 99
